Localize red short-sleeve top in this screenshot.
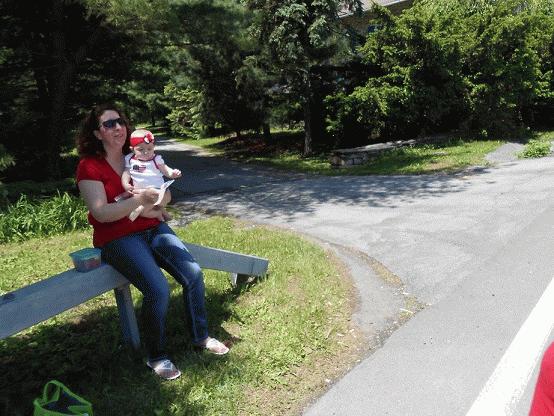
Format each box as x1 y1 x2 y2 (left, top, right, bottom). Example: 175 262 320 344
76 156 160 247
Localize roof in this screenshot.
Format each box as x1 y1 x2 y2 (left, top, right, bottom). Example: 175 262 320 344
340 0 412 17
361 0 411 10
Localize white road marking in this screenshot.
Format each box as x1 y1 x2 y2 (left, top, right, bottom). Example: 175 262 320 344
466 276 554 416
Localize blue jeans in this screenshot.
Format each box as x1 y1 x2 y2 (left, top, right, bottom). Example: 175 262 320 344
101 222 209 361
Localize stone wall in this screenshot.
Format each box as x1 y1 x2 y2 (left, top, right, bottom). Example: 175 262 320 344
329 139 416 167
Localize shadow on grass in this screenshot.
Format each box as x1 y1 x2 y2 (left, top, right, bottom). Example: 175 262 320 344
144 125 170 135
3 177 79 203
0 282 248 416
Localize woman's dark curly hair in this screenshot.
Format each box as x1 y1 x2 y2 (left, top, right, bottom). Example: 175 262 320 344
76 103 133 157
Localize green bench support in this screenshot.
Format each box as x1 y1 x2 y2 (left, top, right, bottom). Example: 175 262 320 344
0 243 269 349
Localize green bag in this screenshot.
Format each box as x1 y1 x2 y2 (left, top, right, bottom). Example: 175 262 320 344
33 380 93 416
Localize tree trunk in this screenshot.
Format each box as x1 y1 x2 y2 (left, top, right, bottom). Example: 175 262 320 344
42 1 103 179
302 71 315 156
303 99 313 156
45 0 69 179
263 123 271 140
309 81 325 146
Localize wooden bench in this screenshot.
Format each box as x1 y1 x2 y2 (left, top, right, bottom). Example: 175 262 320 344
0 243 269 350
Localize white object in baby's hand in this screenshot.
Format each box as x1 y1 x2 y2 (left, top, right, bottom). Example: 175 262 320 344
153 180 174 206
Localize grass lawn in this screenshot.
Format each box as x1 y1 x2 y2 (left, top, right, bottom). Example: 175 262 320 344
176 130 509 175
0 217 364 416
518 130 554 158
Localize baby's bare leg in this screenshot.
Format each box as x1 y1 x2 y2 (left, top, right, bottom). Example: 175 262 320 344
140 206 165 221
159 190 172 220
146 190 172 220
129 205 144 221
134 189 172 221
161 207 172 221
128 188 145 221
129 188 159 221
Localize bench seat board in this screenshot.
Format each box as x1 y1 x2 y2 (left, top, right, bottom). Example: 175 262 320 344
0 242 269 343
185 243 269 277
0 265 128 339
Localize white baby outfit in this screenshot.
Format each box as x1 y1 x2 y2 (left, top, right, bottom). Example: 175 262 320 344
124 153 165 189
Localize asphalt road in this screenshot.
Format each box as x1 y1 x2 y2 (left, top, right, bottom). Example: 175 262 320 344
157 137 554 415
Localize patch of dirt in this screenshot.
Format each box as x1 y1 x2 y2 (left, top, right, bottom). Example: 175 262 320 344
213 132 305 158
285 274 308 305
426 161 451 170
239 247 369 416
167 211 411 416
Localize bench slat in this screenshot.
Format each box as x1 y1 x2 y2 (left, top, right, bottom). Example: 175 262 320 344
0 242 269 343
185 243 269 276
0 265 128 339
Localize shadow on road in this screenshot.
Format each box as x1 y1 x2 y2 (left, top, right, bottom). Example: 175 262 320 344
153 137 493 222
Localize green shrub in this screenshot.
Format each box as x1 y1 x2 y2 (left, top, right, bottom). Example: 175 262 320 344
3 179 76 203
165 83 208 139
0 192 88 243
325 0 554 143
519 139 552 158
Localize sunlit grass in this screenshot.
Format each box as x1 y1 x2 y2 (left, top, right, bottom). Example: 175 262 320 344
0 193 88 243
179 133 506 175
518 130 554 159
345 139 504 175
175 136 227 154
0 217 361 416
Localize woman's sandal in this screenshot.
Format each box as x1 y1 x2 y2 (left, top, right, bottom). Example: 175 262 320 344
146 359 182 380
198 337 229 355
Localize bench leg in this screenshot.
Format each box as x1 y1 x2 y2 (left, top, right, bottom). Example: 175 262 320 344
114 284 140 350
229 273 251 287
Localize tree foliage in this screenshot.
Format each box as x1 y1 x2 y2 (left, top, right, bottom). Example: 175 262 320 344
245 0 362 154
0 144 15 206
4 0 553 179
0 0 172 181
326 0 554 144
164 0 269 138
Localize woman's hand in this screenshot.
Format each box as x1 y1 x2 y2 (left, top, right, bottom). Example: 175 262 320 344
134 187 159 205
79 179 145 223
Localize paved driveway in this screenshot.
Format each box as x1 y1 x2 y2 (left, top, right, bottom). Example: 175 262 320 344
157 137 554 415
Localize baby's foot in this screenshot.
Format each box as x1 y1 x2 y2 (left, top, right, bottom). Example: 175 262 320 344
162 210 172 221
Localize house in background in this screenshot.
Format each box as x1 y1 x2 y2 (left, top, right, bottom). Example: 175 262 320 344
340 0 414 34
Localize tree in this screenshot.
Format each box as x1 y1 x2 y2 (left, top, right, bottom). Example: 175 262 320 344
0 144 15 206
165 0 269 138
0 0 172 180
325 0 554 143
120 31 175 127
245 0 362 155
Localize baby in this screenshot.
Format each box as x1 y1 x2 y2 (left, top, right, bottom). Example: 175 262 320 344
122 129 182 221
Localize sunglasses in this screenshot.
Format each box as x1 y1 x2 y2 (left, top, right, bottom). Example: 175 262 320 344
100 117 125 129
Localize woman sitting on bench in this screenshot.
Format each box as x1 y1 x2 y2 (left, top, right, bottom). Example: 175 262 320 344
75 103 228 381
